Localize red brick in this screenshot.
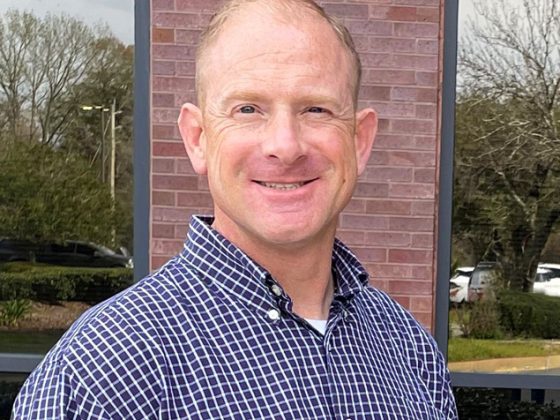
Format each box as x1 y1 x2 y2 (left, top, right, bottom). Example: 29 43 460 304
354 182 389 198
412 265 433 280
366 263 412 279
414 136 436 149
359 53 393 68
153 60 176 76
416 7 440 23
416 71 437 86
198 177 209 191
393 295 411 308
369 37 416 53
352 35 370 53
365 232 411 247
153 174 199 191
152 191 175 206
345 19 393 36
176 158 196 174
389 216 433 232
370 102 415 118
152 239 183 255
175 224 190 238
177 192 214 208
389 183 435 199
394 0 438 5
153 108 180 124
388 280 433 295
323 3 369 18
373 135 416 150
359 85 392 101
175 29 201 45
410 295 433 312
151 256 170 270
153 44 196 60
153 125 177 140
345 198 367 213
414 55 438 71
352 247 387 263
153 141 186 157
414 168 436 183
152 0 175 11
365 166 413 182
364 69 416 85
369 278 389 292
153 76 194 92
417 39 438 54
412 312 432 329
372 151 435 167
391 119 436 134
391 87 437 103
394 22 438 38
176 0 222 12
336 230 366 245
153 12 202 29
153 223 175 239
411 200 435 215
176 61 196 76
152 28 174 43
153 207 190 223
415 104 437 119
411 233 434 248
153 93 175 108
366 200 412 215
377 118 391 133
341 214 389 230
152 158 175 174
370 6 417 21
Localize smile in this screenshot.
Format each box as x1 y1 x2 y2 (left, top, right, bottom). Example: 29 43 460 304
256 180 316 190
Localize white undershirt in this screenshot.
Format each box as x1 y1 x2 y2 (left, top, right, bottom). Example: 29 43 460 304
305 319 328 335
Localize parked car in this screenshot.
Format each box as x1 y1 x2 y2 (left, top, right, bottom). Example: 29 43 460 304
467 261 499 302
533 263 560 297
449 266 473 304
0 238 132 268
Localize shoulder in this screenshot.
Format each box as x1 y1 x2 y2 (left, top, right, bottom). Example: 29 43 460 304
14 256 201 417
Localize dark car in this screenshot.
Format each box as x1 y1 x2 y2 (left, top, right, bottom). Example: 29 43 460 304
0 238 132 268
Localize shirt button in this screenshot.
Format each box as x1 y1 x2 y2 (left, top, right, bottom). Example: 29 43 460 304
271 284 282 297
267 309 280 321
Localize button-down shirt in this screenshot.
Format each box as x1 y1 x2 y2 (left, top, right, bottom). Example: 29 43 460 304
14 216 457 419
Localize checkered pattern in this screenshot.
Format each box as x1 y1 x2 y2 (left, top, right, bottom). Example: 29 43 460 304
13 216 457 419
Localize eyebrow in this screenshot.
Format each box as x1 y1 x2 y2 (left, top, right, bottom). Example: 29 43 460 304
219 90 344 110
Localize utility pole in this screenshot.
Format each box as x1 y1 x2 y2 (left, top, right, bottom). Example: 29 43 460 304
110 98 116 201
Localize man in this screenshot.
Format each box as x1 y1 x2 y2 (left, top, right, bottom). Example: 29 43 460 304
14 0 457 418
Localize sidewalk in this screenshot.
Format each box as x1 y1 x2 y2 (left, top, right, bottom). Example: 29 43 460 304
449 355 560 373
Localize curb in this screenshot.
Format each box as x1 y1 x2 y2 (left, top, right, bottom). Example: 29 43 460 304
449 355 560 373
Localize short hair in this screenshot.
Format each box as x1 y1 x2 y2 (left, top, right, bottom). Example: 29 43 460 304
195 0 362 107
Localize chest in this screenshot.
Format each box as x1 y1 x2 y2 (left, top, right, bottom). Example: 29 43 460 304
154 309 445 419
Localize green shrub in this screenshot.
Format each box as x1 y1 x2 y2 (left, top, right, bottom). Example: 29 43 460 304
0 299 31 326
459 299 503 339
498 290 560 339
0 265 133 303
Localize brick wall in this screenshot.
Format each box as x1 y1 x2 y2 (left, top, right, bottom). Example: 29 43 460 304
150 0 444 329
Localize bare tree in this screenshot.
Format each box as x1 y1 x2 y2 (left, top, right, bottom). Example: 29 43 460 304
454 0 560 291
0 10 108 144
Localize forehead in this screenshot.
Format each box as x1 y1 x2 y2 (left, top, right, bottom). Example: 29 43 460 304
198 5 354 104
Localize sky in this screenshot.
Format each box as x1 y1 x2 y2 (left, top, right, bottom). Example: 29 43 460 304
0 0 134 45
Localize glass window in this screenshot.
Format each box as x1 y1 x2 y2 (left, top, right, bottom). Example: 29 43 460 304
449 0 560 376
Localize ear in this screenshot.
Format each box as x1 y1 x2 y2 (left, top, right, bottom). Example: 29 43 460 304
354 108 377 176
178 103 207 175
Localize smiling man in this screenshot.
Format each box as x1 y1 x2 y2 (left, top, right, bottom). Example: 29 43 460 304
13 0 457 418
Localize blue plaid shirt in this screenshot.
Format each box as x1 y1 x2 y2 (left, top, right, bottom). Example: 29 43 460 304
14 216 457 419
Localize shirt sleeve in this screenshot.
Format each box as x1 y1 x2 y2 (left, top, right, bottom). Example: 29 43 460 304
12 358 112 419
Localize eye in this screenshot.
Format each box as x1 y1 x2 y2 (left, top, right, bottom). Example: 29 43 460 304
238 105 256 114
307 106 327 114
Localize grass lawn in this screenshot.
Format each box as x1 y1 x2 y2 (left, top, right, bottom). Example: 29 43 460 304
448 338 560 362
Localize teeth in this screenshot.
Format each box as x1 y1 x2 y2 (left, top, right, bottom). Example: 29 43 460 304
260 182 304 190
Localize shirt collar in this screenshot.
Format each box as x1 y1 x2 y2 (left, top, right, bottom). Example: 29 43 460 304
178 216 369 315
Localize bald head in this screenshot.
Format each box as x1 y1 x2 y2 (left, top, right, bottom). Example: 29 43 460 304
195 0 361 109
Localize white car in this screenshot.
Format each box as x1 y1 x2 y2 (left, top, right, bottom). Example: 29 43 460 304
449 266 474 304
533 263 560 297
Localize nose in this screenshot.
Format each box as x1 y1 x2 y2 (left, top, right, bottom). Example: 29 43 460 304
261 110 306 165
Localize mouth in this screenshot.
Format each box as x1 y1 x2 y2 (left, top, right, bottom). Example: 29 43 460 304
255 179 317 190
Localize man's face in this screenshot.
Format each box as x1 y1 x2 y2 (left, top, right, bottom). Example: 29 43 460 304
179 7 376 254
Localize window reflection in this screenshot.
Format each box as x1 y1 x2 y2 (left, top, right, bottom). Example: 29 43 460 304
449 0 560 375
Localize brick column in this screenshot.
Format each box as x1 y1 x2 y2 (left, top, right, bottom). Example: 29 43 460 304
150 0 443 329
